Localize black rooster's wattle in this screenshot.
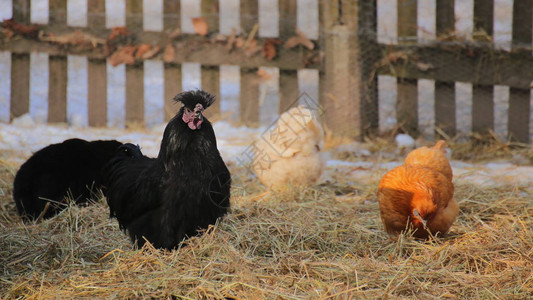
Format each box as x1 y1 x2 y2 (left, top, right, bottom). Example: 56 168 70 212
103 90 231 250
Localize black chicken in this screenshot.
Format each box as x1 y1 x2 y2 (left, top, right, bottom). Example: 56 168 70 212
104 90 231 250
13 138 123 221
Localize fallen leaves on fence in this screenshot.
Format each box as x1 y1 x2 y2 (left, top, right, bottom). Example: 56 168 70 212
108 26 132 42
1 19 39 38
109 45 137 66
192 17 208 36
38 30 106 48
163 44 176 63
262 39 282 61
284 29 314 50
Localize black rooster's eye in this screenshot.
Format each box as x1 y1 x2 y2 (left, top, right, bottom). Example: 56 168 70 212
184 107 191 113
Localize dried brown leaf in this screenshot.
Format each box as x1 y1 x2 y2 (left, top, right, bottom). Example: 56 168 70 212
108 26 131 41
244 39 260 57
141 45 161 59
2 19 39 38
283 29 314 50
256 69 273 82
108 45 137 66
191 17 208 36
416 62 434 72
168 28 181 39
226 28 237 51
163 44 176 63
135 44 152 59
262 39 281 61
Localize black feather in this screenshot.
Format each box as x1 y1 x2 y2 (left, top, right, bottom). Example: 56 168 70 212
12 138 123 221
104 90 231 250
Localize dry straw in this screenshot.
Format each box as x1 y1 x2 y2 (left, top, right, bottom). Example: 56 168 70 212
0 142 531 299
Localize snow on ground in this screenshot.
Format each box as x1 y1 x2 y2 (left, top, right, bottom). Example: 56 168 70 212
1 119 532 191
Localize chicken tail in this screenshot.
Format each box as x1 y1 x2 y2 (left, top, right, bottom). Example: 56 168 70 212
432 140 448 153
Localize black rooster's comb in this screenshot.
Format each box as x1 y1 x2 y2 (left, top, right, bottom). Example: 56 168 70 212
173 90 215 109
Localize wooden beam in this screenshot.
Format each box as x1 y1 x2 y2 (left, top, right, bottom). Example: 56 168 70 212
10 0 31 121
88 58 107 127
48 56 68 123
201 0 219 34
125 64 144 127
472 0 494 136
87 1 107 127
279 0 296 38
240 0 258 34
375 44 533 89
0 33 321 70
163 63 182 121
239 67 260 127
10 53 30 120
279 69 298 113
508 0 532 143
49 0 67 25
164 0 181 32
435 0 456 138
397 0 418 136
201 65 221 119
434 81 456 138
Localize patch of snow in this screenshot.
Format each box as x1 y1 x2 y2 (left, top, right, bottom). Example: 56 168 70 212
12 114 35 128
395 134 415 149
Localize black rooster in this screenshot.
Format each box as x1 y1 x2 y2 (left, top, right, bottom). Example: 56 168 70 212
104 90 231 250
13 138 123 221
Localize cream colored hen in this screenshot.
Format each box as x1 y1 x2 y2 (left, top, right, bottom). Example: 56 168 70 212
252 105 325 189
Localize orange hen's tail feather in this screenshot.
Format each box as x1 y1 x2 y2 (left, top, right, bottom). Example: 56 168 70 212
432 140 448 153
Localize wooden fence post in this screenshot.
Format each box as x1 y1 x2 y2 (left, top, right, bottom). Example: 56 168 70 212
48 0 68 123
319 0 377 140
163 0 182 121
508 1 532 143
88 0 107 127
472 0 494 136
239 0 259 126
125 0 144 127
278 0 299 114
396 0 418 136
435 0 456 138
10 0 31 121
201 0 221 120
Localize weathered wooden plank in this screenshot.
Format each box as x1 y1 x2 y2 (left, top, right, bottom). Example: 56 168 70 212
240 0 258 33
472 84 494 135
48 56 68 123
88 58 107 126
319 0 378 139
278 0 298 114
126 0 143 31
10 1 31 121
397 0 418 136
12 0 31 22
125 64 144 127
472 0 494 136
201 65 221 119
49 0 67 25
201 0 219 34
87 1 107 127
434 81 456 138
239 1 259 126
88 0 106 30
279 0 296 38
10 53 30 120
163 63 182 121
396 78 418 135
508 0 532 143
0 34 321 70
279 69 298 113
473 0 493 36
163 0 181 32
435 0 456 138
239 67 260 127
375 44 533 89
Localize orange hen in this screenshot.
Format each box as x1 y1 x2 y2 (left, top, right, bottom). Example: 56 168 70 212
403 140 452 180
378 141 458 238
